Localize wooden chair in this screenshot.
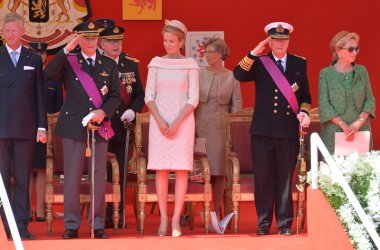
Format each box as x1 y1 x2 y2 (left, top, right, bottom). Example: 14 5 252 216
225 107 319 233
45 112 121 235
135 112 212 234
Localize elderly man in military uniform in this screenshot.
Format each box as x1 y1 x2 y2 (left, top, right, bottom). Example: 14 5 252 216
94 18 115 55
44 21 120 239
99 25 145 229
233 22 311 236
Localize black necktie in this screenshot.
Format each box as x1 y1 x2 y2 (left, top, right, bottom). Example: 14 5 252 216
277 59 285 74
87 58 94 73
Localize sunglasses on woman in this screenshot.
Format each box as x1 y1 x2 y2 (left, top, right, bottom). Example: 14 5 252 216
342 47 359 53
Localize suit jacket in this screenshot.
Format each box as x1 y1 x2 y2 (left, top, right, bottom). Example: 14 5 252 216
318 64 375 123
233 52 311 139
0 46 46 139
110 52 145 142
46 78 63 114
44 49 120 141
199 67 242 113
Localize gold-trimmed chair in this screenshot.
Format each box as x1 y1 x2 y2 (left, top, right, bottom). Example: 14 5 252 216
135 112 212 234
225 107 318 233
45 112 121 235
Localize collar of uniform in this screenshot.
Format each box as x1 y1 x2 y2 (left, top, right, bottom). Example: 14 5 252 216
81 51 96 63
5 43 22 55
272 52 287 65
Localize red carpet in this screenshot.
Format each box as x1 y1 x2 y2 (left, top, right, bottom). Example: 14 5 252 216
4 187 311 250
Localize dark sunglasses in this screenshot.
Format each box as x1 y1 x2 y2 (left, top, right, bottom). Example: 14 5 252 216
343 47 359 53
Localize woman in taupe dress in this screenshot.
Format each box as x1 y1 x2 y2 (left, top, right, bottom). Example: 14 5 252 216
195 37 242 217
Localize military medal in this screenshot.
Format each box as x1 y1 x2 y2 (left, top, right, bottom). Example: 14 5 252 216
100 85 108 95
119 72 135 94
291 82 299 92
100 71 109 77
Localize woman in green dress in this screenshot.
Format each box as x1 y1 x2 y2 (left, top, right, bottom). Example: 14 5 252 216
318 31 375 154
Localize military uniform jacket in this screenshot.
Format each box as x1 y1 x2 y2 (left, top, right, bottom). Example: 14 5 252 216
46 78 63 114
0 46 47 139
233 52 311 139
44 49 120 141
111 52 145 142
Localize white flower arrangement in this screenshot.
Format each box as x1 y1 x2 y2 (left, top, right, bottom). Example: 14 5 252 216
309 151 380 250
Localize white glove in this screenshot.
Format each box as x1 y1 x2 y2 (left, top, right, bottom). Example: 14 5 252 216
120 109 135 122
297 111 310 128
82 113 94 127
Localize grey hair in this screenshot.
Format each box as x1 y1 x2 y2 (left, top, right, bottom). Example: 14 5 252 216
202 36 229 60
2 12 25 27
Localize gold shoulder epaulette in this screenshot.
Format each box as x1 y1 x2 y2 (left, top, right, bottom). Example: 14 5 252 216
293 54 306 60
125 55 140 63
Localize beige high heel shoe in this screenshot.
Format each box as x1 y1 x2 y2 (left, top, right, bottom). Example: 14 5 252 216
157 220 168 237
157 228 168 237
171 221 182 237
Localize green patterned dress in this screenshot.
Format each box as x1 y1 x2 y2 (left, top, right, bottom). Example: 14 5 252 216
318 64 375 154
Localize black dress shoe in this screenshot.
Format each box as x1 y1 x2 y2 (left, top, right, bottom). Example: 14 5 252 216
256 228 270 235
94 229 108 239
278 228 292 235
19 230 35 240
62 229 78 239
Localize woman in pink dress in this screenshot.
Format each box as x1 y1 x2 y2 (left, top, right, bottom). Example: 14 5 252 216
144 20 199 237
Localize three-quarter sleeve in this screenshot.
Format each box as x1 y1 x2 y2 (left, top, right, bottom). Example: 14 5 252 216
187 68 199 108
362 68 376 119
230 78 243 113
318 69 340 123
144 66 157 104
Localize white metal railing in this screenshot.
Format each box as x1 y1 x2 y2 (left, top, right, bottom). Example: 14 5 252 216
310 132 380 248
0 173 24 250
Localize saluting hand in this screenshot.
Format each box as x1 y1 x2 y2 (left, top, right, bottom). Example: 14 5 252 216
251 37 271 56
64 34 83 52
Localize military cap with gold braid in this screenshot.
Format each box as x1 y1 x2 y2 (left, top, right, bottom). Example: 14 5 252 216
73 21 101 36
94 18 115 31
99 26 125 40
29 41 48 53
264 22 294 40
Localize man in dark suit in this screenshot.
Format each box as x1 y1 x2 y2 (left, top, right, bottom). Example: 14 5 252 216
0 13 47 240
233 22 311 236
99 25 145 229
44 21 120 239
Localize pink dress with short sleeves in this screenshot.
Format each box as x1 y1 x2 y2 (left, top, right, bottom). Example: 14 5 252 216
145 57 199 171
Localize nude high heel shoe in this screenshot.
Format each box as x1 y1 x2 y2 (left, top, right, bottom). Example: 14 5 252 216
157 218 168 237
171 220 182 237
